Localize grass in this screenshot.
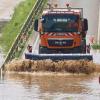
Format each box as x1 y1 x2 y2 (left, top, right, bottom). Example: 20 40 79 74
0 0 36 53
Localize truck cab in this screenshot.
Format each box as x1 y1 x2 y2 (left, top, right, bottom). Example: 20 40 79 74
34 6 88 54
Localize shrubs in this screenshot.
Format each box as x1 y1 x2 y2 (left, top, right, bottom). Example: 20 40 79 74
92 44 100 49
5 59 96 74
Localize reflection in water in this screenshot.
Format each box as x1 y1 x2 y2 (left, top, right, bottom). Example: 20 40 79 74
0 73 100 100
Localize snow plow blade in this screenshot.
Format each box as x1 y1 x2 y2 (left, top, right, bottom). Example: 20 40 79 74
25 53 93 61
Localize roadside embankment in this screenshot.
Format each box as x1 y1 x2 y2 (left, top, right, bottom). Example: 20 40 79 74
0 20 8 33
5 59 98 74
0 0 36 53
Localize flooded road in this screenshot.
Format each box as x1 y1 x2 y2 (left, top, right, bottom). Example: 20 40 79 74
0 1 100 99
0 73 100 100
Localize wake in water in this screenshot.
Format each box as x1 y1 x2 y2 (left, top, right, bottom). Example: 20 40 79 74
5 59 97 74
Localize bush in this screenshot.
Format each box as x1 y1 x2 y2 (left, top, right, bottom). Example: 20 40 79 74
92 44 100 49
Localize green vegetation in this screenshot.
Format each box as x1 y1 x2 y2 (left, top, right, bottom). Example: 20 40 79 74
91 44 100 49
0 0 36 53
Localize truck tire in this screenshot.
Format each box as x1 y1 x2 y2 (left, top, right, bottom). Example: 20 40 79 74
39 46 45 54
86 44 90 53
73 46 82 53
81 39 86 53
39 46 49 54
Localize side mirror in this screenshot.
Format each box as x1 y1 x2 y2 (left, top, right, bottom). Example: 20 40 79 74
82 19 88 31
41 18 46 23
34 19 38 31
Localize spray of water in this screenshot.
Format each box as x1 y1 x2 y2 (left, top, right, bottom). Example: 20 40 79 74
5 59 97 74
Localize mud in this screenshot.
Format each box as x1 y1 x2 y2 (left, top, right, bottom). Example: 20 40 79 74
5 59 98 74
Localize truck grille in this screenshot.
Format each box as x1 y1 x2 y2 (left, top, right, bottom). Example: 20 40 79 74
48 39 73 47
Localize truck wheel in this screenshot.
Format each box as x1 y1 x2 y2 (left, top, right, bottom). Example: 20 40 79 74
39 46 49 54
78 39 86 53
81 39 86 53
74 46 82 53
86 44 90 53
39 46 45 54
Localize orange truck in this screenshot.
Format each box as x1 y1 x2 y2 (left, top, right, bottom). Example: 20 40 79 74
25 5 93 60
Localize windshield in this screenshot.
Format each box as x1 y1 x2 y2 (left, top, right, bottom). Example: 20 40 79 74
42 14 79 32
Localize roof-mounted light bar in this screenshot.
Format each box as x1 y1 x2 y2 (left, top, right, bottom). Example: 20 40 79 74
45 3 83 18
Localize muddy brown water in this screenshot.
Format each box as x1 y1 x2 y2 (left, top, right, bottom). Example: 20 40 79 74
0 73 100 100
0 0 100 99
